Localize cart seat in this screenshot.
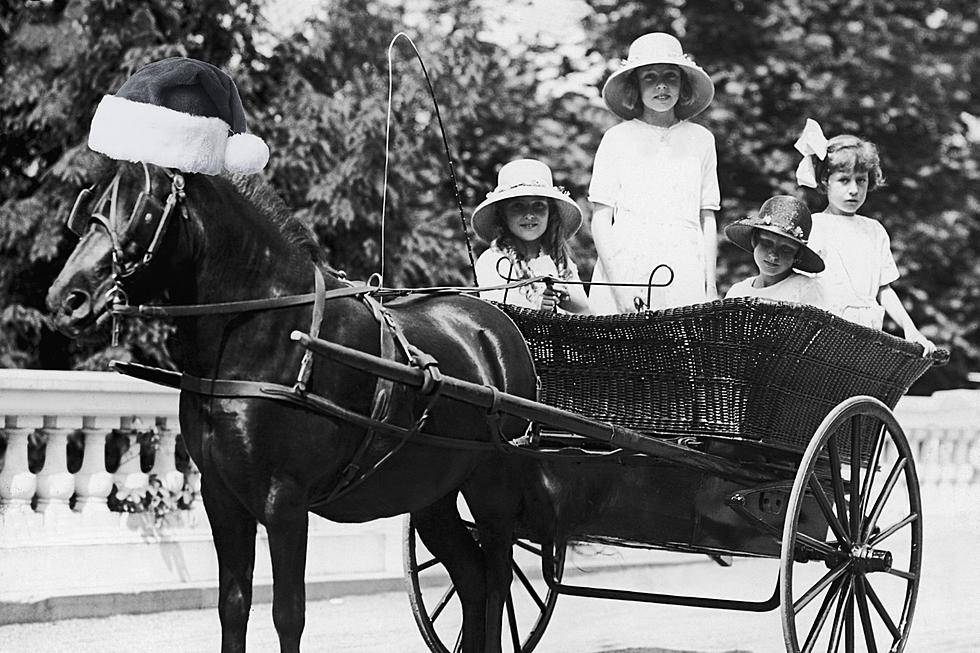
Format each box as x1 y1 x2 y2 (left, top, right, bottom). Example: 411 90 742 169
495 298 942 455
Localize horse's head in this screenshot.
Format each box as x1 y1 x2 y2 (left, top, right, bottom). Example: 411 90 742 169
46 161 185 337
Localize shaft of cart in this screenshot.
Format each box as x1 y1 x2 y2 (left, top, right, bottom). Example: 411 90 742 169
291 330 783 484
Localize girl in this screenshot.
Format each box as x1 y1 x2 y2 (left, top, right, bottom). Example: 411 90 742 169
725 195 830 309
472 158 591 313
588 32 721 314
794 119 936 354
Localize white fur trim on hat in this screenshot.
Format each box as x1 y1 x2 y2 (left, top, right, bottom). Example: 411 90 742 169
88 95 230 175
225 133 270 174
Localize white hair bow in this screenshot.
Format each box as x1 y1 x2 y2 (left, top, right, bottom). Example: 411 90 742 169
794 118 828 188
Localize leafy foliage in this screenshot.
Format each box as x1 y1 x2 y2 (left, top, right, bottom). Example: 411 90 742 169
1 0 976 392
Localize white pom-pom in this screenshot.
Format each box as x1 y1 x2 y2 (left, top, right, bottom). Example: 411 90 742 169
224 132 270 174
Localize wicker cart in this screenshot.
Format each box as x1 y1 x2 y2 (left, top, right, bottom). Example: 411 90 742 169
300 297 944 653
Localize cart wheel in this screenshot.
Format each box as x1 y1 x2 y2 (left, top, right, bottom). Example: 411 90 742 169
404 515 564 653
780 396 922 653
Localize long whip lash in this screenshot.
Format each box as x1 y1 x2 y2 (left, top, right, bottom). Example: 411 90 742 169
382 32 478 289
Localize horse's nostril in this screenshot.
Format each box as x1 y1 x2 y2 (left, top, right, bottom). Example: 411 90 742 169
64 290 89 314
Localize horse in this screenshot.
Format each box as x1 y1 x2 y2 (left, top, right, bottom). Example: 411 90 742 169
46 159 543 653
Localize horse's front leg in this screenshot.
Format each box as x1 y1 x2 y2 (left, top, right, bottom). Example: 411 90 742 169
264 476 310 653
201 475 258 653
477 525 514 653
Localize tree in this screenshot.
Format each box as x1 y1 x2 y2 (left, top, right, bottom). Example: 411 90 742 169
0 0 264 369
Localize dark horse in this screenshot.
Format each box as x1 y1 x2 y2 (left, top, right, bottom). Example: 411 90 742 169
47 160 543 653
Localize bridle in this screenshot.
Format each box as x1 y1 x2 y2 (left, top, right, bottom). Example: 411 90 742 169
66 161 187 343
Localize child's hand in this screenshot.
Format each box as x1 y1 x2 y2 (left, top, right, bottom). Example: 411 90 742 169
540 288 560 312
904 328 937 357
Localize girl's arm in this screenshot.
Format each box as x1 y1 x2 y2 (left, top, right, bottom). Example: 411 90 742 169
557 282 591 315
590 203 615 267
701 209 718 300
878 284 936 355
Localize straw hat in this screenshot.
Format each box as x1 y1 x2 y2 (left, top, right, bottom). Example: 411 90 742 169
725 196 825 273
471 159 582 243
601 33 714 121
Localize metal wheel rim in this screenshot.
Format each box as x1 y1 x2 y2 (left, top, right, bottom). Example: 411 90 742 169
780 396 922 653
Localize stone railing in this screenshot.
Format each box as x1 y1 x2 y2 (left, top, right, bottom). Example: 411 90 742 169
0 369 404 625
0 370 977 624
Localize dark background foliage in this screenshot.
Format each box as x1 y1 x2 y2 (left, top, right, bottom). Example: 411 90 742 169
1 0 977 393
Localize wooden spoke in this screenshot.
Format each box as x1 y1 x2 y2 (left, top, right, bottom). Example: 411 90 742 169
514 539 542 556
845 585 855 653
858 428 887 518
862 457 908 542
795 531 838 557
808 475 851 545
512 562 547 611
415 556 441 573
827 433 850 530
849 416 862 541
453 628 463 653
794 561 851 614
801 574 847 653
886 567 917 581
869 512 918 547
864 577 902 641
505 593 521 652
430 584 456 622
854 576 879 653
827 577 852 653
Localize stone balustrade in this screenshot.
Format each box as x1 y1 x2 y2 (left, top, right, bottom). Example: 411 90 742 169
0 369 977 624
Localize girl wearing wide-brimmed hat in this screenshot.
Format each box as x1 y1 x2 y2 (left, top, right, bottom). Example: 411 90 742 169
724 196 831 309
472 159 591 313
588 32 720 314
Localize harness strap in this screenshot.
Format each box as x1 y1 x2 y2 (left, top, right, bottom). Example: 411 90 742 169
294 266 326 392
112 279 376 318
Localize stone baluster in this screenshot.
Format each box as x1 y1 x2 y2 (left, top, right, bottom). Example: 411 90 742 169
151 417 185 494
35 415 76 523
113 416 148 508
0 416 38 525
73 416 114 515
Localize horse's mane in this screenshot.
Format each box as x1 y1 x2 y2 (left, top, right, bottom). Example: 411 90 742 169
224 173 328 266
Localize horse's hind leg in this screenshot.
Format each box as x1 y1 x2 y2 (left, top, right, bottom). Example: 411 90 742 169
263 477 310 653
413 493 487 652
201 476 258 653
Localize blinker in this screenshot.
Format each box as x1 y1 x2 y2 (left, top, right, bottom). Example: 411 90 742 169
67 187 94 236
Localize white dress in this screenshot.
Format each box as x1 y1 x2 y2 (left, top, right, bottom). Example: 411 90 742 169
588 119 721 314
807 212 899 329
725 274 832 311
474 243 581 311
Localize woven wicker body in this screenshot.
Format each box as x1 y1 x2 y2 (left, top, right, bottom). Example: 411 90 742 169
498 297 936 456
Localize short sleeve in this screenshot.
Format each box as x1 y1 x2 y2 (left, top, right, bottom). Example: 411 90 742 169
587 130 619 208
877 225 900 287
700 131 721 211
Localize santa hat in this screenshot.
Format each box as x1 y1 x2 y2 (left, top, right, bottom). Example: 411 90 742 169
88 57 269 175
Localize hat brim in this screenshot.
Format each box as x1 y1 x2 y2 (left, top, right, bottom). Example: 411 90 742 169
725 222 825 274
471 186 583 244
602 59 714 121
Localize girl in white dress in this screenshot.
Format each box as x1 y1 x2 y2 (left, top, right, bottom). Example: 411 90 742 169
589 32 721 313
472 159 591 313
724 195 829 309
794 119 936 354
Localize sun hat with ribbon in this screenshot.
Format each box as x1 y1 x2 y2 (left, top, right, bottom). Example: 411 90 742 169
794 118 829 188
601 32 714 121
88 57 270 175
471 159 583 243
725 195 825 273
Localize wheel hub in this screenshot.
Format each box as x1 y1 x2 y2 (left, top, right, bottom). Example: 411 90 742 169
852 545 893 574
